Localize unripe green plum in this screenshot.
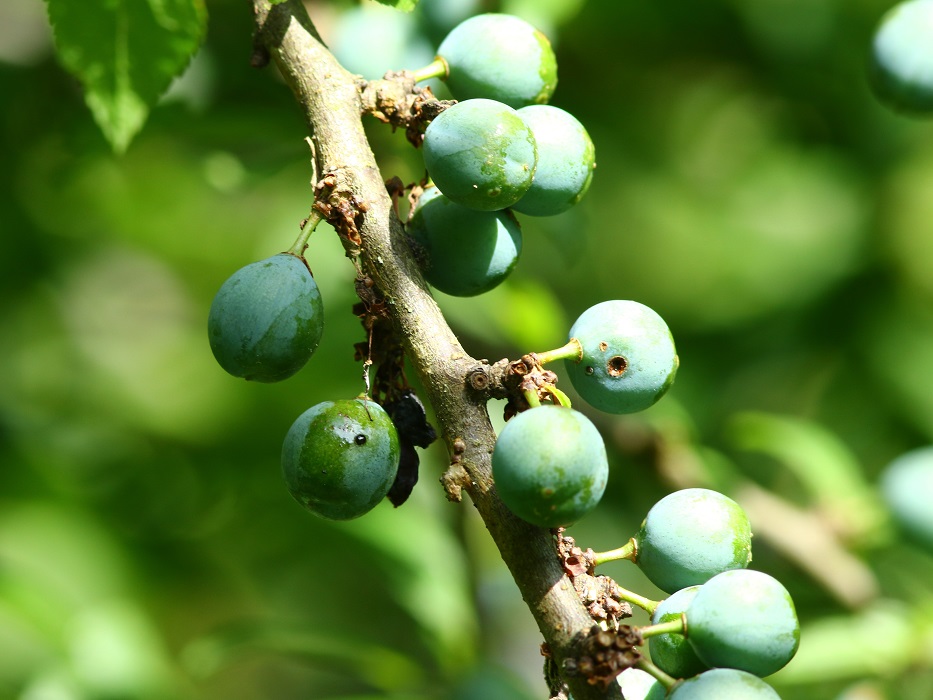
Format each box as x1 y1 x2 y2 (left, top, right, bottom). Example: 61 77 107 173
869 0 933 115
880 445 933 550
686 569 800 677
635 488 753 593
649 586 708 678
669 669 782 700
208 253 324 382
436 13 557 108
512 105 596 217
564 300 678 414
423 99 537 211
615 668 666 700
492 406 608 528
407 193 522 296
413 184 445 212
281 399 400 520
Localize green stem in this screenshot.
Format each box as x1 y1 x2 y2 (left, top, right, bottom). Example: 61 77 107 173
590 538 636 567
638 617 685 640
410 56 448 83
523 389 541 408
635 657 679 690
542 384 573 408
287 209 323 257
613 585 659 615
535 338 583 365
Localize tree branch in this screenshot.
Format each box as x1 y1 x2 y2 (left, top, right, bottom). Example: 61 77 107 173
250 2 624 697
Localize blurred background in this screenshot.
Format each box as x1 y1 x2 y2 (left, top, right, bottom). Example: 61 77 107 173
2 0 933 698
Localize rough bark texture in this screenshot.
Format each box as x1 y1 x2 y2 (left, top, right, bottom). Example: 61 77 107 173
251 2 624 698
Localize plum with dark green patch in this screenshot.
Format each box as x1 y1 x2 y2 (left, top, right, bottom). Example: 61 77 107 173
407 193 522 296
492 406 608 528
208 253 324 382
648 585 708 678
281 399 400 521
422 98 537 211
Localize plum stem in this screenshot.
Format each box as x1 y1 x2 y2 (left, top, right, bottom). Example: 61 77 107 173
591 538 637 567
612 584 659 615
635 657 679 690
411 56 448 83
638 616 686 640
523 388 542 408
288 209 323 257
542 384 573 408
535 338 583 365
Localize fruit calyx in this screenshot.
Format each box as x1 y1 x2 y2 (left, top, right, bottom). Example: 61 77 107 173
359 70 456 147
501 352 569 418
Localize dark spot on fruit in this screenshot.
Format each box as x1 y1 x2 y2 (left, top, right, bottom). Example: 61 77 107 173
354 434 367 445
598 341 608 352
607 356 628 377
585 366 595 375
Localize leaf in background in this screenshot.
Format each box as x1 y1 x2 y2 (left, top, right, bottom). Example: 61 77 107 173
726 411 889 545
771 603 916 685
373 0 420 12
43 0 207 152
181 623 426 692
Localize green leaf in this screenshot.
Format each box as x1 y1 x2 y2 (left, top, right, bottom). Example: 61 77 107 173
372 0 420 12
726 411 889 544
44 0 207 153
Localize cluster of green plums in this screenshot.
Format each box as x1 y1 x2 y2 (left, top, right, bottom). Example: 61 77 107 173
558 488 798 697
407 13 596 298
493 300 678 529
204 14 679 531
609 490 797 698
869 0 933 115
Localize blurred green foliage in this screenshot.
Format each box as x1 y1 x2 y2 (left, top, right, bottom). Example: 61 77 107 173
2 0 933 698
